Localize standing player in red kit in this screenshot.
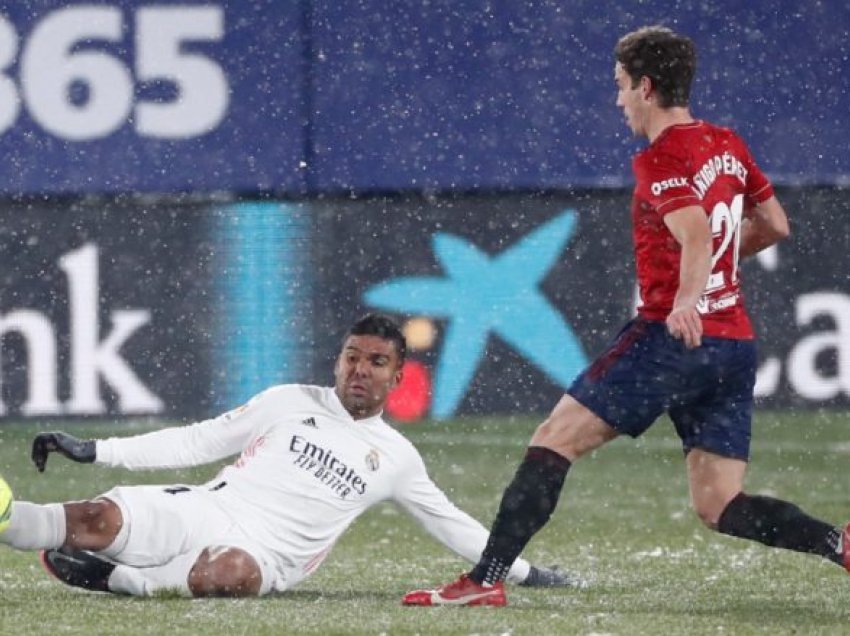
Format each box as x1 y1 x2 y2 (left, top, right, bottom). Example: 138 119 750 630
403 25 850 607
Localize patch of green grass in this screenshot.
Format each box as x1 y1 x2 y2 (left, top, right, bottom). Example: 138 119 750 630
1 412 849 635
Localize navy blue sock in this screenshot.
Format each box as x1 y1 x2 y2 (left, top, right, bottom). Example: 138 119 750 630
470 447 571 585
718 492 842 565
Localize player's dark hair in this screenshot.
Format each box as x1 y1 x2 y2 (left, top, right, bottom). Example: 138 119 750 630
615 25 696 108
347 313 407 364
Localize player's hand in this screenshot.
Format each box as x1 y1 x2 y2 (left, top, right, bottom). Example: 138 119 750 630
31 432 96 472
666 305 703 349
520 565 585 588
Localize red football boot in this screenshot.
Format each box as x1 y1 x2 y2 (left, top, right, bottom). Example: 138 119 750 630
402 573 506 607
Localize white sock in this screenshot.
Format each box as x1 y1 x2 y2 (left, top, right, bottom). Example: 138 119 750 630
106 549 200 597
0 502 66 550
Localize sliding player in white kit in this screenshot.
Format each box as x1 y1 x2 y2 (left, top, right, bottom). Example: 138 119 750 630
0 314 573 597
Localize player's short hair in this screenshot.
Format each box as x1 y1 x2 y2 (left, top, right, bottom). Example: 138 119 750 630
347 313 407 364
615 25 696 108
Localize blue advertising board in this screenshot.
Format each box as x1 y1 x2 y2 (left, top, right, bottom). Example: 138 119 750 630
0 1 305 194
0 188 848 420
311 0 850 190
0 1 847 194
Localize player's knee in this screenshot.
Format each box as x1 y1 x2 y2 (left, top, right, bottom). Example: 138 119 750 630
64 500 123 549
188 547 263 597
530 398 614 460
532 418 581 460
532 418 559 444
692 502 723 530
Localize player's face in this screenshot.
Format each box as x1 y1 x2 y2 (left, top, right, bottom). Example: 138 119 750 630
615 62 648 137
334 334 403 420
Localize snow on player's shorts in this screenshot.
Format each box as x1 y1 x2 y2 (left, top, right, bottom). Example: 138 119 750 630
98 484 284 595
567 318 757 460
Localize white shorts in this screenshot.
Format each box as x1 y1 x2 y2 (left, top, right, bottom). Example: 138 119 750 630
99 484 285 595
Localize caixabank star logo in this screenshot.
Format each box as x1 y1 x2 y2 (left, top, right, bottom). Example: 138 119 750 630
365 210 588 422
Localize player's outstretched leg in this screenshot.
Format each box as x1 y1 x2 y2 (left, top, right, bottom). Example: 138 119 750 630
0 479 69 552
40 547 116 593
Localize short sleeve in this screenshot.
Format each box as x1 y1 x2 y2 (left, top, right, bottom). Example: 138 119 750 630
742 147 774 206
634 151 701 215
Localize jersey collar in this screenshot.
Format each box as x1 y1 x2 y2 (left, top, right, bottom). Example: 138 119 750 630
328 387 386 426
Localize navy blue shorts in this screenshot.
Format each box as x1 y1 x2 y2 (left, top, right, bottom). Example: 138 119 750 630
567 318 756 460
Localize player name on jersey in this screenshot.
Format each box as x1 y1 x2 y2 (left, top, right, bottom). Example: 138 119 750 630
691 151 749 200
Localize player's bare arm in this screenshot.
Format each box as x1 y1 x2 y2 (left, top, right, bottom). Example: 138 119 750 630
740 195 790 258
663 205 712 349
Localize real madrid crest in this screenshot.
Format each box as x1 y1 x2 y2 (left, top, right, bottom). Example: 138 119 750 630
365 449 380 472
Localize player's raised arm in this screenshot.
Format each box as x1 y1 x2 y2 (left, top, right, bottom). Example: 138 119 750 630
740 195 790 258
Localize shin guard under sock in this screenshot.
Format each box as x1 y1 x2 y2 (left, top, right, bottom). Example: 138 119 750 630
471 446 571 585
718 492 843 565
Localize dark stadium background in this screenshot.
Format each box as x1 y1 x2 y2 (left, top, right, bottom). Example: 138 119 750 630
0 1 848 421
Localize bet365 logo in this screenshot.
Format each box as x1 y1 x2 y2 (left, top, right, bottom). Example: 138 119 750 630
0 5 228 140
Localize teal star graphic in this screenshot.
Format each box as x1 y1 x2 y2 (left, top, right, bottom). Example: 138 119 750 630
364 210 587 419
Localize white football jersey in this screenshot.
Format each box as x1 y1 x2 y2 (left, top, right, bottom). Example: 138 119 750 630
95 384 531 587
